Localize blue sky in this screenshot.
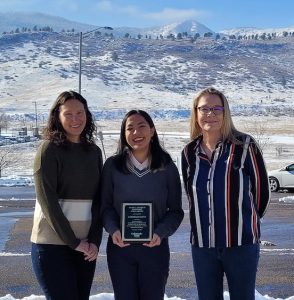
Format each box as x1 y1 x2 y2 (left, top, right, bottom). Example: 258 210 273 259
1 0 294 31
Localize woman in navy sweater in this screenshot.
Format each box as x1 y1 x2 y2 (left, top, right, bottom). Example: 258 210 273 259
101 110 184 300
182 87 270 300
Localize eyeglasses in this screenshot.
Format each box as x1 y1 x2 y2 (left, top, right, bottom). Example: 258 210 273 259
197 106 224 115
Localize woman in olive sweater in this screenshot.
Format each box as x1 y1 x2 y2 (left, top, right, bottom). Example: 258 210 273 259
100 110 184 300
31 91 103 300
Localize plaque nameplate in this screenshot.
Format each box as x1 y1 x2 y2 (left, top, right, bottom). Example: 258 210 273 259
121 203 153 242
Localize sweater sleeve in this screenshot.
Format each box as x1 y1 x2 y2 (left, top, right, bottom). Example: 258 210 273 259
245 138 271 218
154 162 184 239
87 147 103 248
34 142 80 249
100 157 121 235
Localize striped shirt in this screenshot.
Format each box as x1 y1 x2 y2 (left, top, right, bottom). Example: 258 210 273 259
181 134 270 248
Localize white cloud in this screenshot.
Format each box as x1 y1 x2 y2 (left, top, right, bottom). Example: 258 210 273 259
95 0 139 15
144 8 209 23
93 3 209 25
0 0 210 27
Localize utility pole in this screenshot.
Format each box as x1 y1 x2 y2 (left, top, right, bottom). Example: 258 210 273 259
33 101 38 129
78 32 82 94
32 101 39 137
78 26 113 94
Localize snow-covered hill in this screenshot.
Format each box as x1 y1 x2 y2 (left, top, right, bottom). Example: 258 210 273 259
220 26 294 38
0 12 97 34
0 11 294 122
0 30 293 122
142 20 214 38
0 12 215 37
2 12 294 39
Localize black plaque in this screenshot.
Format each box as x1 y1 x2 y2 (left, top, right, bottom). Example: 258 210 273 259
121 203 153 242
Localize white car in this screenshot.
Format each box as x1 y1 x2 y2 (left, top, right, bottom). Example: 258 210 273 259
268 163 294 192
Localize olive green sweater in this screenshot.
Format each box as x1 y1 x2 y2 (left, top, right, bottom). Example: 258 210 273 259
31 140 103 249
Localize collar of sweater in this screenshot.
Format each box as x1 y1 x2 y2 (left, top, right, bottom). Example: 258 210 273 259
129 152 149 171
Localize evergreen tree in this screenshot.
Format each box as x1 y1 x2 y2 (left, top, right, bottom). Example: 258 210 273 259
167 33 175 40
204 32 213 38
111 51 118 62
260 33 266 40
194 33 200 39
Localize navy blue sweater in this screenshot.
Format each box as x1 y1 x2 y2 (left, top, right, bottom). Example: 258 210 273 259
100 156 184 240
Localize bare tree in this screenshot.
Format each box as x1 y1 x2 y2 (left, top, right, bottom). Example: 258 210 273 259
0 113 10 134
0 148 16 177
244 121 271 151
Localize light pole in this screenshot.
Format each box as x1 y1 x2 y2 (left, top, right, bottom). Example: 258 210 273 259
32 101 39 137
78 26 113 94
32 101 38 129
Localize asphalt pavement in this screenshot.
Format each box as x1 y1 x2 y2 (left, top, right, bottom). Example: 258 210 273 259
0 188 293 299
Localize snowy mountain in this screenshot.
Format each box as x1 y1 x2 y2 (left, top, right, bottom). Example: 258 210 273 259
220 26 294 37
0 12 97 34
0 12 294 122
141 20 214 38
157 20 214 36
108 20 214 38
0 30 294 121
0 13 214 39
1 11 294 39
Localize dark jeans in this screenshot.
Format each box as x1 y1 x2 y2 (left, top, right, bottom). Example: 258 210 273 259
31 243 96 300
107 237 170 300
192 243 260 300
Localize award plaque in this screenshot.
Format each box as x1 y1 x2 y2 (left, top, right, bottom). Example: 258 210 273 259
121 203 153 242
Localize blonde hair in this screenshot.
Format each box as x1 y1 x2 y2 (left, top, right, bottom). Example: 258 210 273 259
190 87 240 142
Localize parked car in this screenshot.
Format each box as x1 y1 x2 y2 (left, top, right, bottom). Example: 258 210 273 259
268 163 294 192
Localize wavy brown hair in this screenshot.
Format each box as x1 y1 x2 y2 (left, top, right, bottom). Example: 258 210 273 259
43 91 96 146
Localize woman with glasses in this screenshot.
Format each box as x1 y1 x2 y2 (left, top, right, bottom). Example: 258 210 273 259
31 91 103 300
181 87 270 300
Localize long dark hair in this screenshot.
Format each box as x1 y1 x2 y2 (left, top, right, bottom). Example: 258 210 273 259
43 91 96 146
115 110 172 173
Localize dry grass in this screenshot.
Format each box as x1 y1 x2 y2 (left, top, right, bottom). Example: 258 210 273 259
2 116 293 176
